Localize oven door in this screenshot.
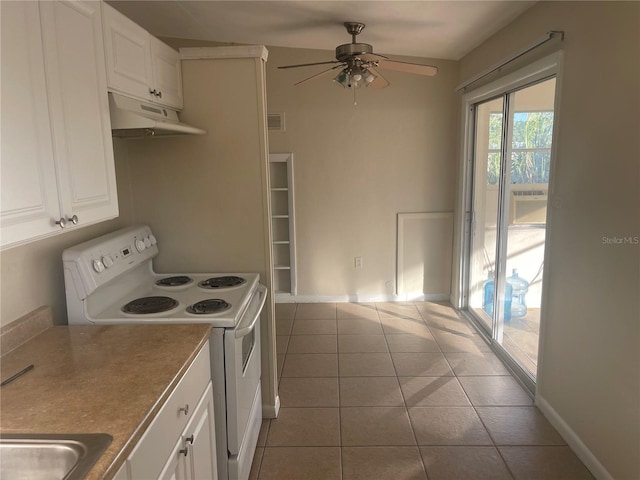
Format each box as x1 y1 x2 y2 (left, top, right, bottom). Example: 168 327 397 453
224 284 266 455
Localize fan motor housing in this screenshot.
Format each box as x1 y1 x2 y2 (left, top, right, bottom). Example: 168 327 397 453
336 43 373 61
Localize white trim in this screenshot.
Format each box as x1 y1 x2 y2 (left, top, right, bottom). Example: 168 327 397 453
536 395 613 480
397 212 454 297
534 51 565 401
180 45 269 61
269 153 290 162
274 293 451 304
262 395 280 419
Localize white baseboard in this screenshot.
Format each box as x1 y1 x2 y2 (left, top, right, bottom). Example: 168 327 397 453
274 293 451 303
536 394 613 480
262 395 280 419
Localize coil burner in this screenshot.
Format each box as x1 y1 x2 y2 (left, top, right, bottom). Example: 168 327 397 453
198 276 246 289
186 299 232 315
122 296 179 315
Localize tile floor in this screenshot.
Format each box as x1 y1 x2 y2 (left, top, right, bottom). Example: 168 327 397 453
249 302 594 480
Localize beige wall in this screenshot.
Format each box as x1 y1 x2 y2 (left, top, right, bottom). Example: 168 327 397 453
124 58 270 275
459 2 640 479
0 139 134 327
267 46 459 298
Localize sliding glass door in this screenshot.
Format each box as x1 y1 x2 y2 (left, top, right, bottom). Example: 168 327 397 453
466 76 557 381
468 97 505 333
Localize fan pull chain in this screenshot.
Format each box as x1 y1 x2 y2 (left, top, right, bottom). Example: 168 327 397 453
353 87 357 106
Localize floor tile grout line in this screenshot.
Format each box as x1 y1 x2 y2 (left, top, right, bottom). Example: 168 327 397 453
384 328 431 479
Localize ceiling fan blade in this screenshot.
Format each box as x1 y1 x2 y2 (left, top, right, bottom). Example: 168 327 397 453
294 65 344 86
377 59 438 76
278 60 341 70
360 53 389 61
368 67 390 89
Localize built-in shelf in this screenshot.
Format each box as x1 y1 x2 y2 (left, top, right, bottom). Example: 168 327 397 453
269 153 296 297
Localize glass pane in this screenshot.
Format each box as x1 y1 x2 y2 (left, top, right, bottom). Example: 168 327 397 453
500 77 556 377
468 97 504 333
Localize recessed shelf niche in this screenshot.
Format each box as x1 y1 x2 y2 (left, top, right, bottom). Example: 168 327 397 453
268 153 296 297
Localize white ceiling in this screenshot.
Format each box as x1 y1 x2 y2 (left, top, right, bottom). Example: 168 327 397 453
106 1 535 60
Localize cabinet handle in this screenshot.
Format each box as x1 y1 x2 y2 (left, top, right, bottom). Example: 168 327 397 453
149 87 156 96
67 215 78 225
55 218 66 229
179 447 189 457
157 90 162 98
178 404 189 416
185 435 194 444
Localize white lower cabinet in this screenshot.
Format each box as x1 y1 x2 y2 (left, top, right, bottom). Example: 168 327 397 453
159 383 217 480
118 342 217 480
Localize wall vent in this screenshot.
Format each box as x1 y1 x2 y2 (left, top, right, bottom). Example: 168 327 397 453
267 113 285 131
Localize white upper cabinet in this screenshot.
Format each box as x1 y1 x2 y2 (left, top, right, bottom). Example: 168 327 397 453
101 2 152 101
40 0 118 228
1 1 61 246
0 0 118 250
150 36 184 108
102 2 183 109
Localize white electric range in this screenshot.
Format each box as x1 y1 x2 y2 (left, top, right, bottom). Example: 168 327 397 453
63 225 266 480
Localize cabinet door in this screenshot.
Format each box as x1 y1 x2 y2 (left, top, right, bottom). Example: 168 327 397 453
40 0 119 228
0 1 62 248
185 383 217 480
102 2 153 102
112 462 130 480
150 36 184 109
158 437 189 480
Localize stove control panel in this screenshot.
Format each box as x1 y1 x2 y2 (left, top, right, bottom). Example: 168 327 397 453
63 225 159 299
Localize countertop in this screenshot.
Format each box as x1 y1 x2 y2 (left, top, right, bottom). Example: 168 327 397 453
0 323 212 479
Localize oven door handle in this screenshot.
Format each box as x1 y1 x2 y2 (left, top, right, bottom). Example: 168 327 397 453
235 284 267 338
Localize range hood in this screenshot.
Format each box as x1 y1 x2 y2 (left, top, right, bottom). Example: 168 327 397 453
108 92 206 138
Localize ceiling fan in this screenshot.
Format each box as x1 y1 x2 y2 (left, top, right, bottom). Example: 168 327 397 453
278 22 438 89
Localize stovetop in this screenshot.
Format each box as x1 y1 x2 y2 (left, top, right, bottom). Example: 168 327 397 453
86 272 259 327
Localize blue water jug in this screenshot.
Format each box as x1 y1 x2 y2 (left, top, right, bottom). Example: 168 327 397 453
482 275 494 317
483 273 513 321
507 269 529 318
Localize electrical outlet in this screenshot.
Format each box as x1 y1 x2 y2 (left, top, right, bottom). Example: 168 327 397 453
354 256 363 269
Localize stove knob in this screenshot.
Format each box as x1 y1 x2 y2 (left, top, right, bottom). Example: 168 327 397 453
144 237 152 248
149 234 157 246
135 239 146 253
93 259 105 273
102 255 114 268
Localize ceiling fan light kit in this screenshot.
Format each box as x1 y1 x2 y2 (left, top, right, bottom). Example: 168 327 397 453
278 21 438 93
334 66 377 89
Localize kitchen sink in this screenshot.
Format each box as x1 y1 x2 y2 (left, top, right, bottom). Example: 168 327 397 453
0 433 112 480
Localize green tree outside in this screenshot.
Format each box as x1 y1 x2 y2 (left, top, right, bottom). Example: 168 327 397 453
487 111 554 185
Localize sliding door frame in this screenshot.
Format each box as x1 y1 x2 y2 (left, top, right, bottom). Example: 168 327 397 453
453 52 563 394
